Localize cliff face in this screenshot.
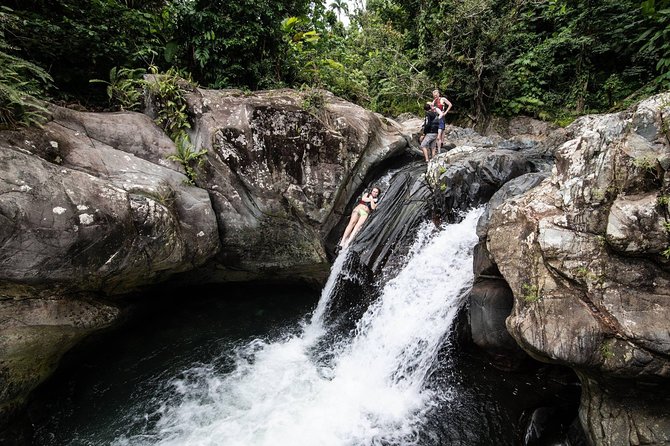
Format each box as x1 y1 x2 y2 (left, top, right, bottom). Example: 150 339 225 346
485 94 670 444
0 88 408 425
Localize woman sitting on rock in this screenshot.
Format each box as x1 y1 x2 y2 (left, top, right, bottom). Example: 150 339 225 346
338 186 381 250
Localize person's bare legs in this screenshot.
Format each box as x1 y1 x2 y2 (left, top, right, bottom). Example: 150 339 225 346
346 213 369 246
340 210 361 247
422 147 430 162
436 129 443 157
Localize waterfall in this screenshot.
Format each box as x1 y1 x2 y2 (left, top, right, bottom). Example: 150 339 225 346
306 245 351 336
113 207 484 446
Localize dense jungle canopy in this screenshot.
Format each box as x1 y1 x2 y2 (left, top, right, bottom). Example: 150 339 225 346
1 0 669 128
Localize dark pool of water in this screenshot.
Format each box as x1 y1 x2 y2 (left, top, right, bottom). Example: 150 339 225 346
27 283 317 446
24 283 582 446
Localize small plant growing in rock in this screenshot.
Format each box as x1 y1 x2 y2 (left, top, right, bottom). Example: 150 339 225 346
633 156 662 185
522 283 540 302
591 189 605 200
145 65 195 141
301 88 326 116
633 155 656 170
150 181 177 208
575 266 604 284
168 134 207 185
601 340 615 360
576 267 590 277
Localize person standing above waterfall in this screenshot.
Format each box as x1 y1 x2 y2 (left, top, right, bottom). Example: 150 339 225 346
419 102 439 162
338 187 381 250
432 89 452 154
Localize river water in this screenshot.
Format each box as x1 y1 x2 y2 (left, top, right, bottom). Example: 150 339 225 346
29 208 579 446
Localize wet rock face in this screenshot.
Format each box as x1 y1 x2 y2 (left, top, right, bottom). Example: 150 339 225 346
470 174 550 368
485 94 670 444
0 106 220 426
426 146 537 223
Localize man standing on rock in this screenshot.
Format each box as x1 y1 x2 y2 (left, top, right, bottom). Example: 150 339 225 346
419 102 439 162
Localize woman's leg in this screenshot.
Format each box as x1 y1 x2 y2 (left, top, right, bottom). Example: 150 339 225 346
340 209 361 247
436 128 443 156
346 213 369 245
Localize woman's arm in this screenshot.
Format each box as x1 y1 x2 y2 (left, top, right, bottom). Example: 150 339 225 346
442 97 452 114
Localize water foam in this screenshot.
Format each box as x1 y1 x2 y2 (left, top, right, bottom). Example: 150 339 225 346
114 208 483 446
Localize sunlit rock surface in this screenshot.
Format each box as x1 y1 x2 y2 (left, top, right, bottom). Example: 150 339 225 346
486 94 670 444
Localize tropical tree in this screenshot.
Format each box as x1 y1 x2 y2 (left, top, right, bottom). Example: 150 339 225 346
329 0 349 22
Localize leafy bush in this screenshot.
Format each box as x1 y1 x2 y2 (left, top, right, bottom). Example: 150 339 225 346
145 66 194 141
3 1 167 103
0 9 52 128
90 66 146 111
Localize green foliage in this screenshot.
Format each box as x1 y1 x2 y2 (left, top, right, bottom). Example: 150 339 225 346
92 64 206 184
3 1 167 102
144 66 207 184
164 0 311 89
4 0 666 122
90 66 146 111
0 8 52 128
301 88 326 115
600 339 615 360
640 0 670 87
349 12 431 116
145 66 194 140
282 15 370 106
167 133 207 185
522 283 540 302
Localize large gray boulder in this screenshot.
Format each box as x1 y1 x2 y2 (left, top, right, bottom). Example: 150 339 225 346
0 107 220 295
179 88 409 283
486 94 670 444
470 173 550 367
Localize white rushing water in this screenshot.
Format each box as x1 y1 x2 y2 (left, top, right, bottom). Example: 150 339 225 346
114 208 483 446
